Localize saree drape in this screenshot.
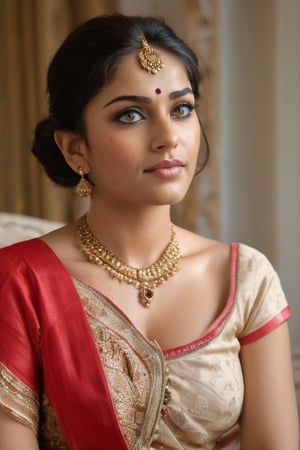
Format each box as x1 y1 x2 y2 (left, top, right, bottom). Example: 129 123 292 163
0 239 128 449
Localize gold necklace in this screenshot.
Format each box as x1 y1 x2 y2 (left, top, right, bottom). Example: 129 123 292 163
76 214 181 307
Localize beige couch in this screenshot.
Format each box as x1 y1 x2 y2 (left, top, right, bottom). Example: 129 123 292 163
0 212 63 247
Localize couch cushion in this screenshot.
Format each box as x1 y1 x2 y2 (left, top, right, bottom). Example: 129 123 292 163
0 212 63 247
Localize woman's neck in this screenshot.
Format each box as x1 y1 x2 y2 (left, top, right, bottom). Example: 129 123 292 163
84 201 174 268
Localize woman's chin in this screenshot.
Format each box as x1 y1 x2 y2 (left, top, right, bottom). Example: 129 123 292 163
147 187 190 207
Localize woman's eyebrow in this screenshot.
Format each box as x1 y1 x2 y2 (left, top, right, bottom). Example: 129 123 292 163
169 87 193 99
104 87 193 108
104 95 151 108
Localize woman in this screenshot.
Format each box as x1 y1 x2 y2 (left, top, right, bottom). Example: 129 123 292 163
0 14 298 450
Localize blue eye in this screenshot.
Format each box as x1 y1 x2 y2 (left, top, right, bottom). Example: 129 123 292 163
171 103 195 119
116 109 144 124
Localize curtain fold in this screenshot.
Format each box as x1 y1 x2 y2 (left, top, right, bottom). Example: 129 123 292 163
171 0 219 237
0 0 116 222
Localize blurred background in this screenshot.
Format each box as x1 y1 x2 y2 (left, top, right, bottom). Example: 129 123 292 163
0 0 299 408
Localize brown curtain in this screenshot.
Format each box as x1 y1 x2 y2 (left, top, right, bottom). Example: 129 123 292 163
171 0 219 237
0 0 117 222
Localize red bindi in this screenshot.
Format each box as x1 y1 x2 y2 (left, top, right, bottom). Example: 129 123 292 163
155 88 161 94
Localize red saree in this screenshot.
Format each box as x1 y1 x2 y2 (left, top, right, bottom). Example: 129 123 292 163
0 239 128 449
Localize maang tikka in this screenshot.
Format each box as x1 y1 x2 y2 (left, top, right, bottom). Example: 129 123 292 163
75 165 93 197
138 34 164 74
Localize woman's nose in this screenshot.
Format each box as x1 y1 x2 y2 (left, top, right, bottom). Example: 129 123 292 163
150 119 179 152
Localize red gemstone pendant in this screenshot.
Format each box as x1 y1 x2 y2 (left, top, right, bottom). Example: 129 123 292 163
140 286 154 307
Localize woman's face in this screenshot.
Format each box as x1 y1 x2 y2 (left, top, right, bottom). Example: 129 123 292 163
82 50 201 208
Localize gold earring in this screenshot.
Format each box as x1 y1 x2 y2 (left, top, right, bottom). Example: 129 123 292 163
75 166 93 197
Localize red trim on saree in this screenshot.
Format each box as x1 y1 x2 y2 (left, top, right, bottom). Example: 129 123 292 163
0 239 128 450
239 305 291 345
164 243 239 358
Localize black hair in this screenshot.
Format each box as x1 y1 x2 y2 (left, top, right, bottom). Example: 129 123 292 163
31 13 208 186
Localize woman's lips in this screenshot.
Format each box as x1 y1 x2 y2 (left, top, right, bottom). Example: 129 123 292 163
144 159 185 178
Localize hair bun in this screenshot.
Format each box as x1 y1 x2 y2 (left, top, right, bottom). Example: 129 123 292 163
31 117 78 187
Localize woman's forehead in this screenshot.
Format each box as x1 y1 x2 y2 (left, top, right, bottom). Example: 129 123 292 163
100 51 192 99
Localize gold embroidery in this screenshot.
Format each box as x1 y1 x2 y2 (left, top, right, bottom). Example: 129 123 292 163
0 362 39 434
85 303 151 447
74 279 167 449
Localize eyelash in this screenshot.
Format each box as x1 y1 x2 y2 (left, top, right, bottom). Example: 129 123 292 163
114 102 195 124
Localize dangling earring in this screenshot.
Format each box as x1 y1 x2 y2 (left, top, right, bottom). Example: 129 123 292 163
75 166 93 197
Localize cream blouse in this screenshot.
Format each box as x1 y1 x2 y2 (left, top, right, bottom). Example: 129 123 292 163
0 243 290 449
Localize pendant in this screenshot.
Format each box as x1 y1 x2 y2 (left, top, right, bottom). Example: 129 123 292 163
139 285 154 307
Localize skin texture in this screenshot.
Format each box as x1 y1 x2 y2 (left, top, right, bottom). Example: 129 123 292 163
74 52 200 210
240 324 299 450
0 49 298 449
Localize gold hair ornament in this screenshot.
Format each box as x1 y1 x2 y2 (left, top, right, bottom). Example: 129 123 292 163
75 166 93 197
77 214 181 307
138 34 164 74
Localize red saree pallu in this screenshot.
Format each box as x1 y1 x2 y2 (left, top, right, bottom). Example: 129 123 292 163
0 239 128 450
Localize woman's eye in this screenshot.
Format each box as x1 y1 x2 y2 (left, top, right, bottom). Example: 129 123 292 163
117 109 144 124
171 103 194 119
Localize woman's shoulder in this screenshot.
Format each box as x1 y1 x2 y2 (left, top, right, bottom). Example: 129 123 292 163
0 223 76 279
231 243 290 343
234 242 278 281
176 226 276 273
0 238 64 281
40 223 91 280
0 237 48 264
41 222 86 263
175 226 230 267
174 228 232 307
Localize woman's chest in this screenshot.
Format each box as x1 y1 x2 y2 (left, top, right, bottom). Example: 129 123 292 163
77 280 243 448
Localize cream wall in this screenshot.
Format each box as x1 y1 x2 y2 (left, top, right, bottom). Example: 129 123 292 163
276 0 300 358
218 0 300 357
218 1 277 259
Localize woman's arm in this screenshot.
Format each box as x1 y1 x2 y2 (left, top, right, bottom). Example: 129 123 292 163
239 322 299 449
0 407 39 450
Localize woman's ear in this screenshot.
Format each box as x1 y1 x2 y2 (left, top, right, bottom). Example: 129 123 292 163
54 130 90 173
